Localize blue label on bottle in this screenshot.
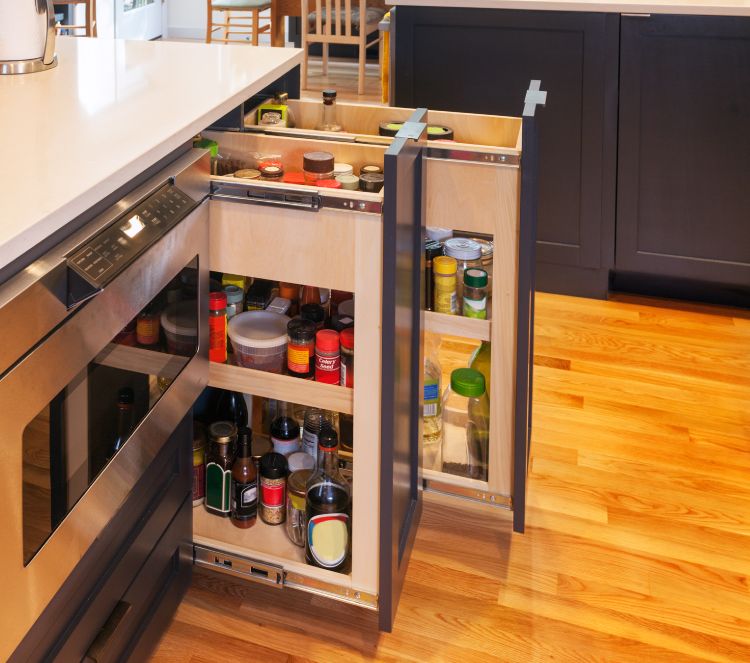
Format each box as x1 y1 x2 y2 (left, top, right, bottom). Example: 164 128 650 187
424 383 439 402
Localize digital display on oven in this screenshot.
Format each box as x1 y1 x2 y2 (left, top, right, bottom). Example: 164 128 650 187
121 214 145 239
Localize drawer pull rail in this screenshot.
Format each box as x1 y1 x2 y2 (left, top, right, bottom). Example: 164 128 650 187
194 545 284 588
425 147 520 167
193 545 378 609
212 182 322 212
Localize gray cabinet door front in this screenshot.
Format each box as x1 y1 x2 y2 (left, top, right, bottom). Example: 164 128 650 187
379 111 426 632
617 15 750 286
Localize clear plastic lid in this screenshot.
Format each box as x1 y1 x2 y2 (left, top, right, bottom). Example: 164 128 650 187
228 311 290 348
161 300 198 337
444 237 482 261
426 227 453 242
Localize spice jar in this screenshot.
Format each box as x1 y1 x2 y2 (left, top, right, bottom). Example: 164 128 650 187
433 256 458 315
333 163 353 177
234 168 261 179
115 318 137 346
361 164 383 175
224 285 244 320
192 422 206 507
444 238 483 310
315 329 340 384
462 268 488 319
317 179 342 189
136 307 160 346
300 303 325 332
260 164 284 181
303 151 335 184
279 282 300 316
287 318 315 379
425 241 443 311
259 452 288 525
470 237 494 297
359 172 384 193
208 291 227 363
336 174 360 190
271 416 301 456
286 469 313 547
340 327 354 388
205 421 237 517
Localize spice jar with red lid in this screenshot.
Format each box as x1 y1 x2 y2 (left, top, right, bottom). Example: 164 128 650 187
315 329 340 384
340 327 354 388
208 291 227 363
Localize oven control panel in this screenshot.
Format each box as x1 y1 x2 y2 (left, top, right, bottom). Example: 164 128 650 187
67 183 196 287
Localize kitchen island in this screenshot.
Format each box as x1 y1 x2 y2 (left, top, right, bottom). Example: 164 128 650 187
0 37 302 277
391 1 750 305
0 37 301 663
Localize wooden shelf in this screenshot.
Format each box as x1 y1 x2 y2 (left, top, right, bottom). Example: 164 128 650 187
193 506 352 588
209 362 354 415
424 310 491 341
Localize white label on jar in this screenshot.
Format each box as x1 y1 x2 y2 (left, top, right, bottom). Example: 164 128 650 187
464 296 487 312
302 428 319 457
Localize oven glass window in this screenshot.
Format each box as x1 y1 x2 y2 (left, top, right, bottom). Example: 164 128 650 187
22 259 199 565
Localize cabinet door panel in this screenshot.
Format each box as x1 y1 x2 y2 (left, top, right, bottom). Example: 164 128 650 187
617 15 750 285
394 8 618 295
379 112 426 632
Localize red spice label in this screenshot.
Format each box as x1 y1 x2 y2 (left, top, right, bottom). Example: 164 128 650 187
315 353 341 384
208 315 227 363
261 482 285 507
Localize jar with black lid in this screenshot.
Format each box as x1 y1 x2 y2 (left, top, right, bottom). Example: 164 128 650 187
359 172 384 193
300 303 325 331
205 421 237 517
259 452 288 525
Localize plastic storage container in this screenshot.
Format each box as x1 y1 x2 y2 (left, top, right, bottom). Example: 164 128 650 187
161 300 198 355
441 368 490 481
228 311 290 373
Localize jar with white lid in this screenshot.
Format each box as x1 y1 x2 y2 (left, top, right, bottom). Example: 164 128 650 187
443 238 483 311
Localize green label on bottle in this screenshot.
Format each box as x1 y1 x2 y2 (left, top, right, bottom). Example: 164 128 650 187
463 296 487 319
205 462 231 513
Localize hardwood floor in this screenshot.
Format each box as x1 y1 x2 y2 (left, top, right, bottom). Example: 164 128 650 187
301 56 383 104
150 292 750 662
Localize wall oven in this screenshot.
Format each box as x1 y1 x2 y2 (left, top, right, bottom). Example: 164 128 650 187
0 149 209 661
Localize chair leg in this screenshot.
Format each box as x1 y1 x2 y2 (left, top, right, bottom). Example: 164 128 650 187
302 43 309 91
358 38 366 96
206 4 212 43
224 11 230 42
322 43 329 76
252 9 259 45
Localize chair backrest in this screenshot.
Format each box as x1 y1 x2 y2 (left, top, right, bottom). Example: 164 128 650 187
304 0 367 40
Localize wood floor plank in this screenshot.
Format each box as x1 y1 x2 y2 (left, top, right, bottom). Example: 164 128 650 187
150 293 750 662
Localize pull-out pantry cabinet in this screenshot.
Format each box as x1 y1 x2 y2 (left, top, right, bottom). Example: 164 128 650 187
195 92 540 630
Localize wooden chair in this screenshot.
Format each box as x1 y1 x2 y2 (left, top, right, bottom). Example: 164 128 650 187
206 0 272 45
301 0 386 96
54 0 96 37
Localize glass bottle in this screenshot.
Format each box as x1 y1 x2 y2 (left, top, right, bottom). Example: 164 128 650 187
305 428 351 572
113 387 135 454
300 284 321 307
462 268 489 319
315 89 342 132
205 421 237 517
231 427 258 529
208 291 227 363
301 407 333 462
469 341 491 398
209 388 248 430
423 341 442 471
443 238 483 311
441 368 489 481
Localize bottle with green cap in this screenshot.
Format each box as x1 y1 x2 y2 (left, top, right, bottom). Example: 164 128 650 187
441 368 489 481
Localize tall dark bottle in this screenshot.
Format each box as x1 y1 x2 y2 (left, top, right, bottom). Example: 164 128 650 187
231 428 258 529
209 388 248 429
113 387 135 453
305 428 351 573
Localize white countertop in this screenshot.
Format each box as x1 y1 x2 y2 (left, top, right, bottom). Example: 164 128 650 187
0 38 302 271
391 0 750 15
